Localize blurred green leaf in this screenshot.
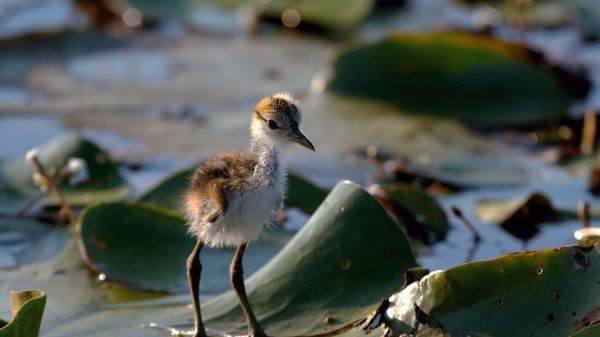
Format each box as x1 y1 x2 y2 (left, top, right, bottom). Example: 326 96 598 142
476 192 557 241
328 32 575 127
286 172 329 214
0 135 130 212
137 168 191 213
374 183 449 243
386 244 600 336
262 0 375 30
0 290 46 337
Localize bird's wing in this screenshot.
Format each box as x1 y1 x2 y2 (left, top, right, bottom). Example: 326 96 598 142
187 151 256 224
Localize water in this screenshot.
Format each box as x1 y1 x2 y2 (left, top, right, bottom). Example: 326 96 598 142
0 0 86 40
67 49 177 86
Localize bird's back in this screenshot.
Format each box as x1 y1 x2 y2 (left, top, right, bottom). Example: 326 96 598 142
189 150 257 194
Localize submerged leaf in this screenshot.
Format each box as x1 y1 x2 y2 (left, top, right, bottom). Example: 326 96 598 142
0 135 130 212
386 244 600 337
328 32 580 127
0 290 46 337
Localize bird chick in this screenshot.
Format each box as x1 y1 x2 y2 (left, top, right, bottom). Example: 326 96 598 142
183 93 314 337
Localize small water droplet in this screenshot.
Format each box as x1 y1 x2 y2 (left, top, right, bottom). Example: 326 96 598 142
535 265 544 275
98 273 107 281
497 299 503 306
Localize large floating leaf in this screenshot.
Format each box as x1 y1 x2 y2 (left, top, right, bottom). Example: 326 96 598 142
139 167 327 215
197 180 417 335
385 244 600 337
328 32 577 127
78 201 290 294
0 290 46 337
68 180 416 336
0 135 130 212
78 202 194 293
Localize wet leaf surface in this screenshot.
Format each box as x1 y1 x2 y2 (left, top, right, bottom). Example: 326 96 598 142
0 290 45 337
386 243 600 337
328 32 578 127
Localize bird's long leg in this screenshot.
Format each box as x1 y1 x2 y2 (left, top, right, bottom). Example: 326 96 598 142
187 240 207 337
230 242 267 337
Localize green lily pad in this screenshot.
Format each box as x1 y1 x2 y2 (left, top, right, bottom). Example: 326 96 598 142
137 168 191 213
78 200 291 294
286 172 329 214
0 290 46 337
76 181 417 335
195 180 418 335
78 202 193 293
372 183 449 243
410 156 530 188
0 135 130 212
385 244 600 336
139 167 327 215
328 32 575 127
476 192 557 241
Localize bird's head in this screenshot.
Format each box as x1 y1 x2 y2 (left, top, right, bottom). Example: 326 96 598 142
251 93 315 151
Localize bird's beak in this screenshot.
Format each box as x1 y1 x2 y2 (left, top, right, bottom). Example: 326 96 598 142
288 128 315 151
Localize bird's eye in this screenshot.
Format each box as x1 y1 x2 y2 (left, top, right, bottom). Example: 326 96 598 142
267 119 278 129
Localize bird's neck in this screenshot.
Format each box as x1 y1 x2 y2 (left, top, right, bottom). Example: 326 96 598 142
250 135 283 186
